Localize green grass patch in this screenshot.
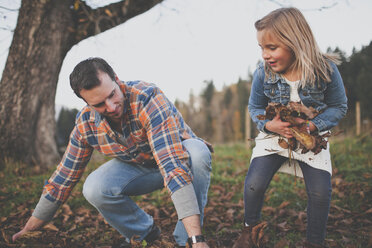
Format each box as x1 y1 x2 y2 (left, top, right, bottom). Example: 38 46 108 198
1 137 371 247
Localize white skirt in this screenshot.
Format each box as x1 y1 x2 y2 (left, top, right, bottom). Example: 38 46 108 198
250 132 332 177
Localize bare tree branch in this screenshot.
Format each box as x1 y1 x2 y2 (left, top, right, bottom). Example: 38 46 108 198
0 6 19 12
74 0 164 43
267 0 286 7
302 2 338 12
266 0 339 11
0 26 14 32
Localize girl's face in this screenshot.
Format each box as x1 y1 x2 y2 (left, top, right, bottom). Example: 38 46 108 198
257 29 295 77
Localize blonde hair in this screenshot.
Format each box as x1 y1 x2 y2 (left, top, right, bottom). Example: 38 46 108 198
255 7 339 86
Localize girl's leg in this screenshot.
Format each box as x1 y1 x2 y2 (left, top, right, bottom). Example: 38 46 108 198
298 161 332 245
244 154 287 224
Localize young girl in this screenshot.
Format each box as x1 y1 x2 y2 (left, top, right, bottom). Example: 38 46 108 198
233 7 347 248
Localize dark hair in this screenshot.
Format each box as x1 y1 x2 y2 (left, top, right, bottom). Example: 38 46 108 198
69 57 116 98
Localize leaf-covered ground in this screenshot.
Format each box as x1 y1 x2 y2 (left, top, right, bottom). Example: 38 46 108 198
1 136 371 247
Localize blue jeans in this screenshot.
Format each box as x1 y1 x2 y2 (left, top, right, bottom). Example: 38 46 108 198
82 138 212 246
244 154 331 245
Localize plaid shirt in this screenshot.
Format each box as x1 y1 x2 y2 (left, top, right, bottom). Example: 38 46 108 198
44 80 207 203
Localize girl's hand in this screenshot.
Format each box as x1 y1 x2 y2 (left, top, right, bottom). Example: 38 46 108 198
291 117 317 133
265 115 293 138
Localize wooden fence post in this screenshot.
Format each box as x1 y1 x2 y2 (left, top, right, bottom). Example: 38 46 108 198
356 101 361 136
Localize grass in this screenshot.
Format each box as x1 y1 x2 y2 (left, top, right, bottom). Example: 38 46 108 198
0 136 371 247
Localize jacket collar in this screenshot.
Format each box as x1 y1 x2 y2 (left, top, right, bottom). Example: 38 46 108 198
259 62 281 84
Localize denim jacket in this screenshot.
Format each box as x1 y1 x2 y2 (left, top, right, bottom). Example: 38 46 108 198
248 62 348 132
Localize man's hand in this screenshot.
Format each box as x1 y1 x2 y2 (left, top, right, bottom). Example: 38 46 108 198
182 214 209 248
12 216 46 242
192 243 209 248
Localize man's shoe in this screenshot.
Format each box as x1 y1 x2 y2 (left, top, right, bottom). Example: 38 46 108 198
120 224 161 247
232 221 268 248
144 224 161 243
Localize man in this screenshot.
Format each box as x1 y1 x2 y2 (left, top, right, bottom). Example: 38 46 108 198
13 57 212 247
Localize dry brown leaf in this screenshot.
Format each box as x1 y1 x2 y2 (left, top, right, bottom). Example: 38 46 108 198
1 229 10 243
20 231 43 239
251 221 268 246
257 221 268 247
43 223 59 232
211 184 225 193
209 216 222 223
0 216 7 223
276 221 289 232
278 201 290 209
333 177 343 186
274 238 289 248
363 173 372 179
226 208 235 220
76 207 90 216
62 204 73 215
262 206 275 213
363 208 372 215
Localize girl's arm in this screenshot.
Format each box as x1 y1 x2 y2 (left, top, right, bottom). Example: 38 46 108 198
311 63 348 132
248 65 270 132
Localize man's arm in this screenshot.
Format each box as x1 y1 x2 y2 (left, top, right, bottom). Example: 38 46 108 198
12 124 93 241
137 85 209 246
182 215 208 247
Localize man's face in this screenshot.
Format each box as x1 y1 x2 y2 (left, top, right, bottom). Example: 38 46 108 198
80 71 124 123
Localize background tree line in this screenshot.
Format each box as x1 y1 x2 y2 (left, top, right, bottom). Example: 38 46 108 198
56 41 372 147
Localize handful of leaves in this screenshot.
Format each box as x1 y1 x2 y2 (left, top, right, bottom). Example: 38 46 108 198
257 102 330 155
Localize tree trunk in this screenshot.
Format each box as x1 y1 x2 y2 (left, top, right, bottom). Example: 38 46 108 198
0 0 163 169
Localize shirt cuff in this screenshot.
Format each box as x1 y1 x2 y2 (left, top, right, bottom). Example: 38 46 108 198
171 184 200 220
32 195 60 222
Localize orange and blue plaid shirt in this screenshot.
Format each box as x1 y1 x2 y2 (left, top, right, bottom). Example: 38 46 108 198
43 80 207 203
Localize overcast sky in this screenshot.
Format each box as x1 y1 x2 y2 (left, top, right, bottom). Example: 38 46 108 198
1 0 372 110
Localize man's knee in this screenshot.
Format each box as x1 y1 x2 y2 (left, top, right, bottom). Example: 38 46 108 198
183 139 212 171
83 175 105 207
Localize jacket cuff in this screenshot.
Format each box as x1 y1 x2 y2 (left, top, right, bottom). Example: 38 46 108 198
171 184 200 220
32 195 60 222
257 120 267 132
311 117 327 132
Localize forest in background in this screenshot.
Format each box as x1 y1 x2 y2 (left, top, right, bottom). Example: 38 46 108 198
56 41 372 147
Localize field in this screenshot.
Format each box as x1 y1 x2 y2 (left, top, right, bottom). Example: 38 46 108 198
0 135 371 247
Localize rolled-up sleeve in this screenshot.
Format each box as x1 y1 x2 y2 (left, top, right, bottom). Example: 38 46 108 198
138 88 193 193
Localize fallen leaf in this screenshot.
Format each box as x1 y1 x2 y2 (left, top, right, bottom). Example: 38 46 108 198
278 201 290 209
43 223 59 232
274 238 289 248
276 221 289 232
20 231 43 239
1 229 10 243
